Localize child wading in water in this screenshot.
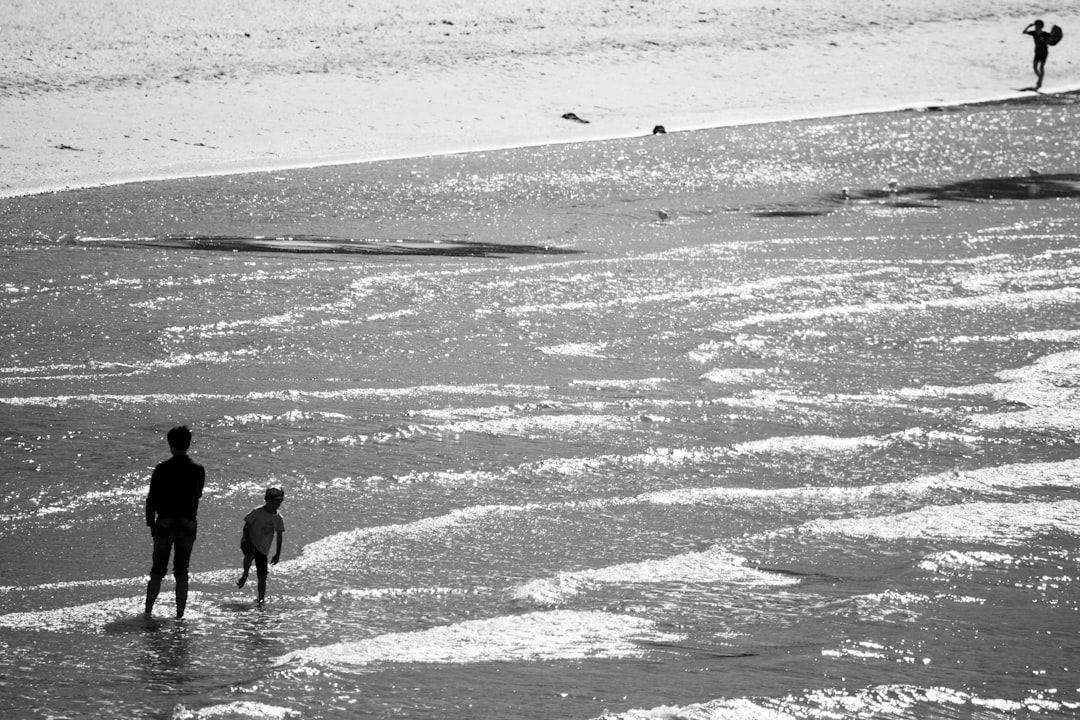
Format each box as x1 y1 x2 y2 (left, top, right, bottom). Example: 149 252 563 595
237 487 285 603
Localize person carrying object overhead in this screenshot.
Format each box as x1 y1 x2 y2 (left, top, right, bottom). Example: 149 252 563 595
1023 19 1063 90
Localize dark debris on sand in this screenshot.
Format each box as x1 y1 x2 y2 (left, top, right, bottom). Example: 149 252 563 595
145 235 583 258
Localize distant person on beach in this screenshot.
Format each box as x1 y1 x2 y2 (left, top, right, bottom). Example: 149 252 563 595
237 487 286 604
144 426 205 619
1023 20 1051 89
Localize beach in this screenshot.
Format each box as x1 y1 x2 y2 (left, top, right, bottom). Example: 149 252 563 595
2 0 1079 196
4 3 1080 720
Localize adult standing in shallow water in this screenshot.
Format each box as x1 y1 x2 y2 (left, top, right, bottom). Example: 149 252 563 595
144 426 205 619
1023 20 1051 89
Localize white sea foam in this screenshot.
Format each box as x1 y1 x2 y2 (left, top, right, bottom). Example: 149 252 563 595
717 286 1080 332
273 610 681 667
0 391 236 407
294 457 1080 578
918 550 1016 573
732 433 885 455
506 268 898 316
538 342 610 357
511 548 799 606
948 328 1080 344
699 367 767 384
0 593 197 633
962 349 1080 432
594 684 1079 719
801 500 1080 545
363 308 417 321
172 702 301 719
0 349 258 382
163 312 302 337
0 382 551 407
217 409 351 427
569 377 671 389
436 413 635 437
821 640 912 662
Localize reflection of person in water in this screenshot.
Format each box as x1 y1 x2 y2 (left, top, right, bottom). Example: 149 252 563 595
1023 20 1051 89
144 426 206 619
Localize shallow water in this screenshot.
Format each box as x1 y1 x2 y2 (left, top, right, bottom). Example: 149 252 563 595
2 94 1080 719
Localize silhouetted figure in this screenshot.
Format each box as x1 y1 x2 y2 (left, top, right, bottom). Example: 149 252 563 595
237 487 285 604
1023 20 1051 89
144 426 205 619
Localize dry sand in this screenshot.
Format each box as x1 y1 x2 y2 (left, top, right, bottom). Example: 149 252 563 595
2 0 1078 197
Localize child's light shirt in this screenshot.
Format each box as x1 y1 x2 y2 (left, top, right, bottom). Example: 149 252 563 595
244 506 285 556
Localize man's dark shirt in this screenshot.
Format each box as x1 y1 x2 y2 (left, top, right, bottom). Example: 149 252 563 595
145 454 206 526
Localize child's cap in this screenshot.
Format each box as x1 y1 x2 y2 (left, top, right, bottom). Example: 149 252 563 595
265 487 285 500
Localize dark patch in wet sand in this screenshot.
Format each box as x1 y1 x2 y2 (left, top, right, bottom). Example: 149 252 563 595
859 173 1080 203
751 173 1080 220
751 208 831 218
143 235 582 258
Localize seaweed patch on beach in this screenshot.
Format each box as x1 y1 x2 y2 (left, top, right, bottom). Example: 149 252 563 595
142 235 582 258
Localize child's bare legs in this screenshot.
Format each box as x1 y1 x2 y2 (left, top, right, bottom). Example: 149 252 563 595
237 553 254 588
257 573 268 603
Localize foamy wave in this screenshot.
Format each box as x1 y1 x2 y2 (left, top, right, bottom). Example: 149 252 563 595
538 342 610 357
414 402 565 422
511 548 799 606
437 413 634 437
299 454 1080 575
719 286 1080 332
699 367 767 384
0 391 234 407
943 458 1080 492
287 503 540 573
312 586 486 603
364 308 417 321
732 433 885 455
965 349 1080 432
949 263 1080 293
949 328 1080 344
0 593 200 633
0 382 550 407
717 388 911 412
508 268 898 316
172 702 300 720
274 610 681 667
388 467 506 486
0 349 254 381
569 377 671 389
594 684 1079 719
164 312 302 338
801 500 1080 545
822 639 926 663
918 550 1016 573
217 409 352 427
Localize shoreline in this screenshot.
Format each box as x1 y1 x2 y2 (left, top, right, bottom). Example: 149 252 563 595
6 83 1079 201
